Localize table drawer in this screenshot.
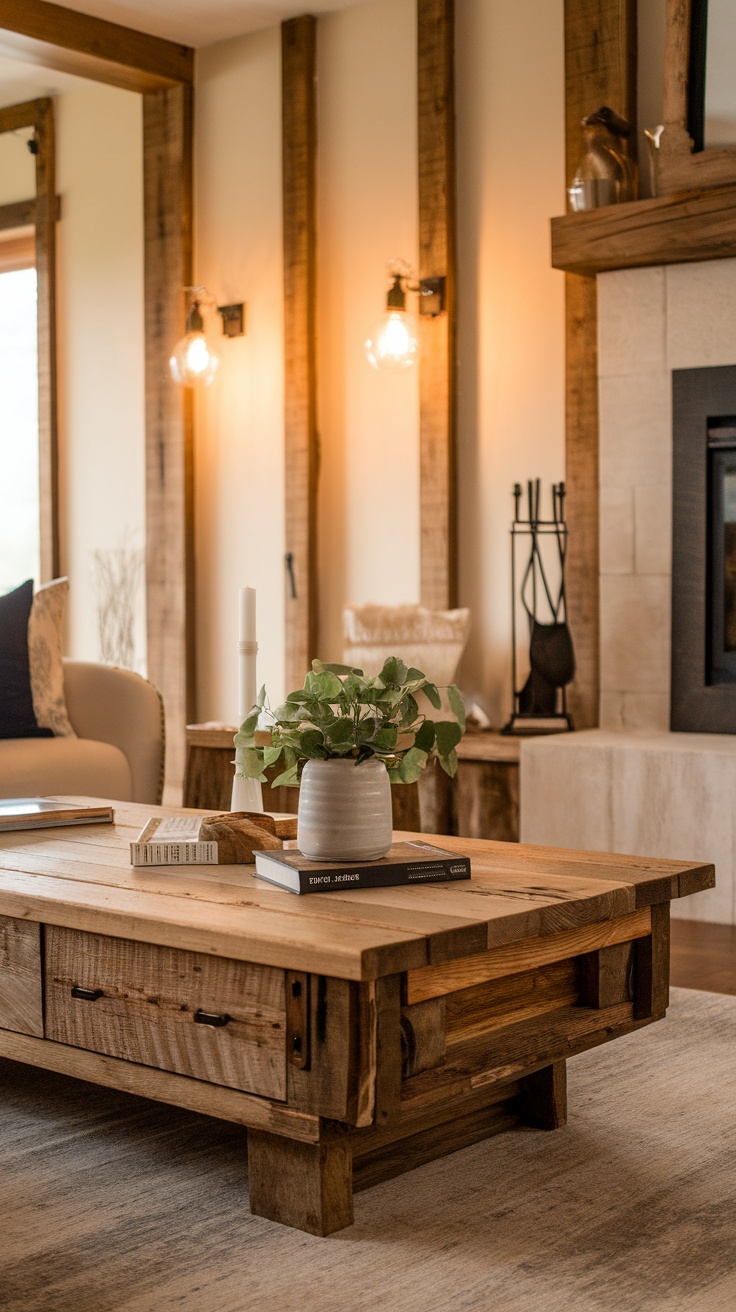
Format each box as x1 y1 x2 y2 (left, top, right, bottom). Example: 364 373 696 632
0 916 43 1037
44 926 286 1100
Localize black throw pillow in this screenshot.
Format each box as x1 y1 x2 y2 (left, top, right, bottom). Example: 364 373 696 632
0 580 53 739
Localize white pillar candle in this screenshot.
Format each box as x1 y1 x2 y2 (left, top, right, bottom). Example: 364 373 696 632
232 585 264 814
239 586 257 719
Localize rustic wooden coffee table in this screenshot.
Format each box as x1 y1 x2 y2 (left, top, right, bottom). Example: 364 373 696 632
0 798 713 1235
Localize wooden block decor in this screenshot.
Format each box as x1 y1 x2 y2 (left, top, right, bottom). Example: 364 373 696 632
143 84 194 791
563 0 637 728
282 16 318 693
417 0 457 610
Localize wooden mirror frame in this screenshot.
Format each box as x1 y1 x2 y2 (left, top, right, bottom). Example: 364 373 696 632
0 97 57 581
659 0 736 194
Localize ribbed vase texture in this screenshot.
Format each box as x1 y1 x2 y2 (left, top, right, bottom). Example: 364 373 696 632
297 758 393 861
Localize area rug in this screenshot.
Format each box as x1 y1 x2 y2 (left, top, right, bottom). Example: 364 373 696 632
1 987 734 1312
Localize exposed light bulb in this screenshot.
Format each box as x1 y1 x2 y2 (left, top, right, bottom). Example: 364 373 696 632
365 308 418 371
169 297 219 387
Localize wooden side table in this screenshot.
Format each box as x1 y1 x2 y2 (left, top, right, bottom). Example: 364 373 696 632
185 725 522 840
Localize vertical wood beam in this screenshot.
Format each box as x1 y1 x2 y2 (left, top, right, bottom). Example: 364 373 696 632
282 16 318 691
143 84 194 790
33 97 59 581
564 0 636 727
417 0 457 610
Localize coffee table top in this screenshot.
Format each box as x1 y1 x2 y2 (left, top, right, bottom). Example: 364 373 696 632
0 797 714 980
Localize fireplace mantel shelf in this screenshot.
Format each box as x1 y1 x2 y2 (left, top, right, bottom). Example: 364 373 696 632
551 183 736 277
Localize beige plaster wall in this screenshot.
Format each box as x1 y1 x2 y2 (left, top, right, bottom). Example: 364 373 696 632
56 83 146 669
194 26 285 723
317 0 420 665
0 74 146 669
455 0 566 720
194 0 566 722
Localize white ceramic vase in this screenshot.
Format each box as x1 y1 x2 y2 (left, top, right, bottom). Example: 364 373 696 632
297 757 393 862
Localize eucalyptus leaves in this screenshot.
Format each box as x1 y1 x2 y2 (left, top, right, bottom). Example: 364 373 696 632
234 657 466 788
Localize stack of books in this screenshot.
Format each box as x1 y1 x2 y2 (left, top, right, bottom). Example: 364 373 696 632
253 841 471 895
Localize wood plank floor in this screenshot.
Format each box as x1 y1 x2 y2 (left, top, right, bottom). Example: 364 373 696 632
670 918 736 995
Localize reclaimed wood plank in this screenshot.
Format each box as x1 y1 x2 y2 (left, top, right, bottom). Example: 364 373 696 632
400 997 446 1079
406 908 650 1003
352 1097 518 1193
45 927 287 1099
552 185 736 275
563 0 636 729
418 0 457 610
401 1001 638 1110
0 0 194 93
286 975 362 1121
282 15 318 691
0 916 43 1038
580 938 634 1007
634 900 670 1020
443 958 579 1048
0 1028 319 1141
143 83 194 791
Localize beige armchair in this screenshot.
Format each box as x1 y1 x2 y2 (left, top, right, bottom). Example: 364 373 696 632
0 661 164 805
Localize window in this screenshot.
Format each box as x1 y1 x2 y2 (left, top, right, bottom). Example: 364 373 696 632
0 256 39 593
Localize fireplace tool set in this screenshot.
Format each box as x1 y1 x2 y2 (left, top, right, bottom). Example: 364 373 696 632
503 479 575 735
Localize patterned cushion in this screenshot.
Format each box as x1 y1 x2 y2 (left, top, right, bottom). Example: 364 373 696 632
0 580 52 740
28 578 76 738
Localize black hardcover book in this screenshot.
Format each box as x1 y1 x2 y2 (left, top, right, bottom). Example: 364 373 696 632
252 841 471 894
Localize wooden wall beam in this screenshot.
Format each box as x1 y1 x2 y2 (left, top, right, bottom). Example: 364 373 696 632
143 85 194 791
563 0 636 728
0 99 59 581
282 15 318 692
0 0 193 94
417 0 457 611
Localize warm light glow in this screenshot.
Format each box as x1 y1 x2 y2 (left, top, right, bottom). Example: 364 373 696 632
169 330 219 388
365 309 418 371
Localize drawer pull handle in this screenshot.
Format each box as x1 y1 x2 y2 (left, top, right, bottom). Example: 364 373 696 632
71 986 104 1002
194 1009 231 1028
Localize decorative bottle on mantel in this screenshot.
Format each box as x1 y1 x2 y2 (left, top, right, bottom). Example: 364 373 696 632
568 106 636 211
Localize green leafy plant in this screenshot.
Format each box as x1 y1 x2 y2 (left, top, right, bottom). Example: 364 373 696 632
235 657 466 789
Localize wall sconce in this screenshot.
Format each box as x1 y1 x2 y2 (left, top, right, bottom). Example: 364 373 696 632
364 260 446 371
169 286 245 388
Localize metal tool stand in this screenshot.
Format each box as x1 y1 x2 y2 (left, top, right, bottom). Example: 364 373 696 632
503 480 574 735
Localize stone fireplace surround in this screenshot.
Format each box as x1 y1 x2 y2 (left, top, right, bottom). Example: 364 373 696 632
521 258 736 925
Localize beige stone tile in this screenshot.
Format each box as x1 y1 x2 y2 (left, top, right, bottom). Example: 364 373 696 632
600 486 634 575
621 692 669 731
599 692 625 728
667 258 736 369
599 373 671 489
519 736 613 851
611 741 735 924
634 483 672 576
600 574 670 693
598 266 667 377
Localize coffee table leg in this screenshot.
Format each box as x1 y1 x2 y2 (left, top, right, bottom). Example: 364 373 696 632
517 1060 567 1130
247 1130 353 1235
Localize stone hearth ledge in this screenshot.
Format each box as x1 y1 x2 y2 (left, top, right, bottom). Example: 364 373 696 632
520 730 736 925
